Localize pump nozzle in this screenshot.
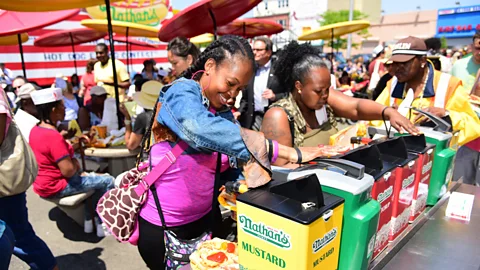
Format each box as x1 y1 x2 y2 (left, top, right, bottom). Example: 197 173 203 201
407 107 452 132
225 181 248 194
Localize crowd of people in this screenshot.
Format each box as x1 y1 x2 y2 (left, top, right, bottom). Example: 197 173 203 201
0 27 479 270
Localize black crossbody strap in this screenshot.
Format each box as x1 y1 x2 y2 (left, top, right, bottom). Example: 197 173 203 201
151 185 167 230
210 152 223 237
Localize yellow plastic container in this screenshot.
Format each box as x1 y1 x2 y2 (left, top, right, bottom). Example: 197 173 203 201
237 174 344 270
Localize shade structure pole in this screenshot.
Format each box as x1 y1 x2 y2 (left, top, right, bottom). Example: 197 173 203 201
331 28 334 74
126 27 130 74
69 32 78 74
104 0 122 129
208 9 217 40
346 0 354 59
17 34 26 78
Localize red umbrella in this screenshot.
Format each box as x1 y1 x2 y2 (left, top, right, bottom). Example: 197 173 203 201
0 9 80 36
0 9 80 78
158 0 262 42
217 18 283 38
34 28 106 74
106 35 158 73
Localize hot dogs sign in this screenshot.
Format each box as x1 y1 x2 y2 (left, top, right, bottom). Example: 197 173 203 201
86 0 171 27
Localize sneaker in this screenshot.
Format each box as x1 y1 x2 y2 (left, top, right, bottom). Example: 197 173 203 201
84 219 94 234
96 223 110 238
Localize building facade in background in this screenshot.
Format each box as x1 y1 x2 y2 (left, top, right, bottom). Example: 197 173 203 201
436 5 480 48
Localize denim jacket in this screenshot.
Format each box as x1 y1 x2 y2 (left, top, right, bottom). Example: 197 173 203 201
157 78 251 163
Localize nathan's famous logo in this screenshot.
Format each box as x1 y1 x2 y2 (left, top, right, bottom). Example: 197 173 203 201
377 186 393 204
86 0 170 26
238 215 291 249
312 228 337 253
422 161 433 175
402 174 415 189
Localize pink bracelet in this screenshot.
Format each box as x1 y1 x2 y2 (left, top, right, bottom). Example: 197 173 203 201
271 140 279 163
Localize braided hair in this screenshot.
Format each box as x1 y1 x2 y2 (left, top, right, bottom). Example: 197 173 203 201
36 101 62 126
274 41 328 93
182 35 255 81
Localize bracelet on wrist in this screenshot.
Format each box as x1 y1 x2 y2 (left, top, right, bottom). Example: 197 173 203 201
294 147 302 164
124 119 132 125
271 140 279 163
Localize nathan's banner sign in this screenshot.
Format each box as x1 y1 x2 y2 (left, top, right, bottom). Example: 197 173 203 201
86 0 170 26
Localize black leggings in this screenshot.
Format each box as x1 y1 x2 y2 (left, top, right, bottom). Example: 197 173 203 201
137 214 211 270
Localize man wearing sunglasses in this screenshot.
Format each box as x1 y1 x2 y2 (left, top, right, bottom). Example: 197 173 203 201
237 37 287 130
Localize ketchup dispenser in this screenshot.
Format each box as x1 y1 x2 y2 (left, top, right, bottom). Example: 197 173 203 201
373 137 419 241
398 135 436 222
341 144 397 259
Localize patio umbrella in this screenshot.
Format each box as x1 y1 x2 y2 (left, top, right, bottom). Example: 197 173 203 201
158 0 262 42
190 33 214 46
217 18 283 38
298 20 370 73
0 0 139 130
107 35 158 73
34 28 107 74
0 9 80 78
0 33 29 78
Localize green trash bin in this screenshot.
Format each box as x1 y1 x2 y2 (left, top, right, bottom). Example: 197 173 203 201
275 159 380 270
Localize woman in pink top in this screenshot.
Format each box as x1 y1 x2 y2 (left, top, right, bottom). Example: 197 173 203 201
136 36 336 270
79 59 97 106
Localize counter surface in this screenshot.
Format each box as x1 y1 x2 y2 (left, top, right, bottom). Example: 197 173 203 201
383 183 480 270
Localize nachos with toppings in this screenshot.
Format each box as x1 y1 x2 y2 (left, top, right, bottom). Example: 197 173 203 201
189 238 239 270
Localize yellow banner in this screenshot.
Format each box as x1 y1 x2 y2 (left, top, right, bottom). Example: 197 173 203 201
86 0 170 27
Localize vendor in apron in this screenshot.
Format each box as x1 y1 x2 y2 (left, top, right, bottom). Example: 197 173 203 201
261 41 419 168
374 36 480 146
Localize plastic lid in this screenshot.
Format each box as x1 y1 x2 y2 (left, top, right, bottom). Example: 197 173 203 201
417 127 452 141
237 174 344 225
287 168 374 195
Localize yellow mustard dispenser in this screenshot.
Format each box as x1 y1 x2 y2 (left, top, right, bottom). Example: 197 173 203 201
237 174 345 270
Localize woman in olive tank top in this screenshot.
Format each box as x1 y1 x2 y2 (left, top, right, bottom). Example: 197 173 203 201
261 41 419 167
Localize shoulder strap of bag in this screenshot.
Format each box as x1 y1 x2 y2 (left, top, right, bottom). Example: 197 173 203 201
133 140 189 196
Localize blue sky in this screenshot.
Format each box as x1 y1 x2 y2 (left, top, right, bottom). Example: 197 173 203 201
172 0 480 17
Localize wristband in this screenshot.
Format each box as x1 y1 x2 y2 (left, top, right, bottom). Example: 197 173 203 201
294 147 302 164
124 119 132 125
272 140 279 164
381 106 390 121
267 139 273 161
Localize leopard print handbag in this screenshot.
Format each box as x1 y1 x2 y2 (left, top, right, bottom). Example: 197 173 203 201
96 141 189 245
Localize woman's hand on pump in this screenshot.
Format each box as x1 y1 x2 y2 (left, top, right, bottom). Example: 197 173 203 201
384 107 420 135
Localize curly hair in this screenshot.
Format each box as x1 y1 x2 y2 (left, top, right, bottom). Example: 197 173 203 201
182 35 255 80
167 37 200 63
274 41 328 92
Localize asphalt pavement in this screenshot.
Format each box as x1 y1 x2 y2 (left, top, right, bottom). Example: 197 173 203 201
9 188 147 270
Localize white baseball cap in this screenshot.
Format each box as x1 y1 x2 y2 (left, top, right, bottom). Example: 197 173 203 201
30 88 63 105
90 86 107 96
15 83 36 103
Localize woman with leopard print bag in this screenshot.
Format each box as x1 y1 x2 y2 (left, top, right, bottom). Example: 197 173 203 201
97 36 332 270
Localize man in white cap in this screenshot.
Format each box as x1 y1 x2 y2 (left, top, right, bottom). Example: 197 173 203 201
78 86 108 131
15 83 37 118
